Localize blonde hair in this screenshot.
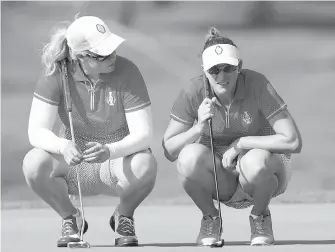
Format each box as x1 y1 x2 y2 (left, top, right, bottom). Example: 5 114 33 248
41 14 84 76
41 22 71 76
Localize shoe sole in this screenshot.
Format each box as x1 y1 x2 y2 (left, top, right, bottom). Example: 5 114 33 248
251 242 274 246
250 237 274 246
57 238 80 247
197 240 225 247
251 241 274 246
197 237 224 247
115 237 138 247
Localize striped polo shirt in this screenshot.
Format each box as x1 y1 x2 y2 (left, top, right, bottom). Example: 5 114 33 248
170 69 288 158
34 56 151 150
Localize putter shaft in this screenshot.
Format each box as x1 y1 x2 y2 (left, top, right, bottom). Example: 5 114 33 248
62 60 89 247
208 119 223 238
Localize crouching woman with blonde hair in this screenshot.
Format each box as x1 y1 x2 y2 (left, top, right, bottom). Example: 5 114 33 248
22 16 157 247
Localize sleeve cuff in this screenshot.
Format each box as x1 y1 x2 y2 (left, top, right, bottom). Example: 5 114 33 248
58 138 71 155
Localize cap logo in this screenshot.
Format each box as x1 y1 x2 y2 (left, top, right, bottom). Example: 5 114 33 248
215 46 223 55
96 24 106 34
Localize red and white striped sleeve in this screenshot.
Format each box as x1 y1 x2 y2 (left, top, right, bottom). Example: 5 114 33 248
33 71 62 106
255 77 287 120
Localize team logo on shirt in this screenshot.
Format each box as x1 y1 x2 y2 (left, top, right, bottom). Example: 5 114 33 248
106 92 116 106
242 111 252 124
215 46 223 55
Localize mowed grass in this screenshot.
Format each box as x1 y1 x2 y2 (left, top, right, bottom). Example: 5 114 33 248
2 204 335 251
2 2 335 207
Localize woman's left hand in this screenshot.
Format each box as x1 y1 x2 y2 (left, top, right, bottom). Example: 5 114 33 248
222 139 242 169
83 142 110 163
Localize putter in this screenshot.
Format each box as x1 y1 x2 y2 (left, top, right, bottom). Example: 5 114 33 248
204 75 224 248
61 60 90 249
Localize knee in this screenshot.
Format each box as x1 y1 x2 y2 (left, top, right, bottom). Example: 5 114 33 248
240 149 275 184
22 148 52 185
177 144 207 179
131 152 157 185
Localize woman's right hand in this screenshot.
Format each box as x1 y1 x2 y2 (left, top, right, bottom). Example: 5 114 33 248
197 97 217 131
62 142 83 166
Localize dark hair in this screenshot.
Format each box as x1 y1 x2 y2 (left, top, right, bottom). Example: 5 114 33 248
202 27 237 52
201 27 239 97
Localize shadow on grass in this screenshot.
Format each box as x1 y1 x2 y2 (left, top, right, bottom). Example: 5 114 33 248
91 241 246 247
138 241 249 247
275 240 335 245
91 240 335 247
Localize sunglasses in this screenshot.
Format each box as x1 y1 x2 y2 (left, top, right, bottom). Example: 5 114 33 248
207 64 237 75
84 52 115 62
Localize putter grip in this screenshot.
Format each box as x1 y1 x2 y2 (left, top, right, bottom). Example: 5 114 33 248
61 60 72 112
203 74 211 99
61 60 75 144
203 74 213 125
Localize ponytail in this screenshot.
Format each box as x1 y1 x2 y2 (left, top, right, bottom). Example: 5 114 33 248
202 26 237 52
41 23 71 76
205 27 221 42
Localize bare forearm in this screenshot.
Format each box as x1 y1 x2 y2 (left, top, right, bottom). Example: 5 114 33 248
106 132 152 159
164 124 203 161
28 128 70 155
28 99 69 154
237 134 299 154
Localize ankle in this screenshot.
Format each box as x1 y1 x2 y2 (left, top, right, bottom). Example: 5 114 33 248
117 204 134 218
203 210 220 219
62 208 78 219
251 207 270 217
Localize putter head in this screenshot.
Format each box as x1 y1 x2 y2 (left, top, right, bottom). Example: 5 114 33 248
210 239 224 248
68 241 90 248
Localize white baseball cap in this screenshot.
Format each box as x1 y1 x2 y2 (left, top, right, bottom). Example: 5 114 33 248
202 44 239 71
66 16 125 56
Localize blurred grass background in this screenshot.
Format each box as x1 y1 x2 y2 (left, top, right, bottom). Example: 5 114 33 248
1 1 335 208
